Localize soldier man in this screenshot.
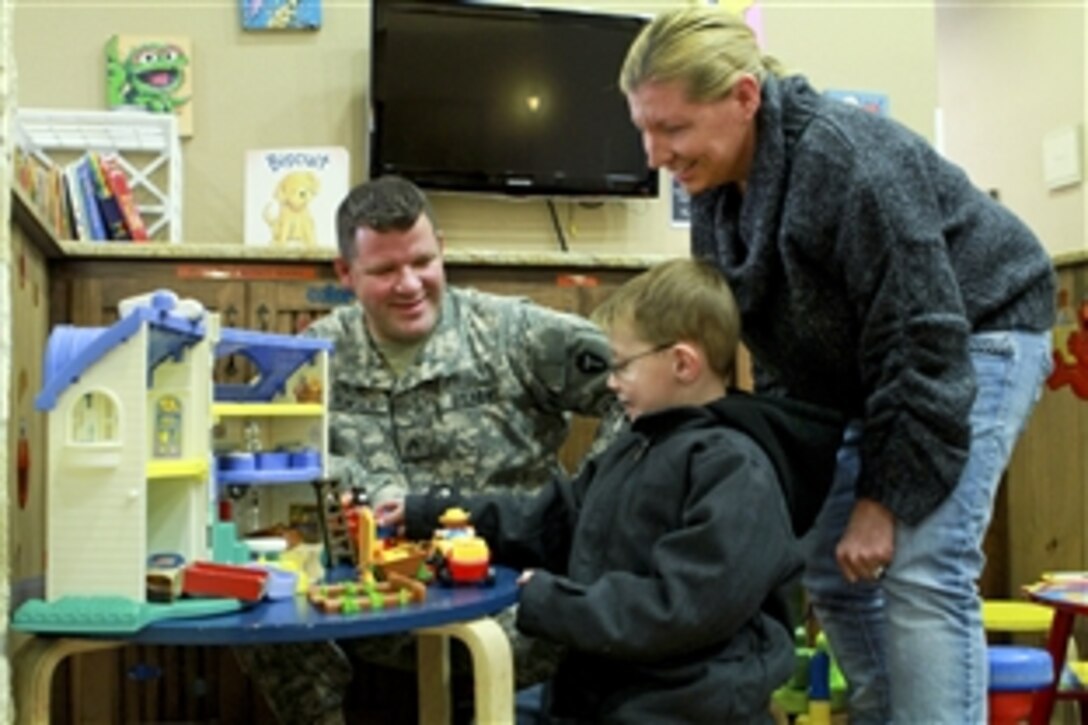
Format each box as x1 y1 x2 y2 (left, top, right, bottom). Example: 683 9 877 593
235 175 617 723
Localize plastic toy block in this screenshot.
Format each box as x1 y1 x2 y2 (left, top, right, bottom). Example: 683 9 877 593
211 521 252 565
182 562 268 602
308 571 427 614
12 596 242 634
373 542 429 580
773 630 848 716
252 565 298 600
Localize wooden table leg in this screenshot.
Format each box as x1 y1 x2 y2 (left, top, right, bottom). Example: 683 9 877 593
12 637 123 725
1030 610 1075 725
417 618 513 725
417 629 452 725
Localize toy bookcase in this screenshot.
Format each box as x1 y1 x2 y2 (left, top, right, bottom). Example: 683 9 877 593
13 108 183 242
212 325 331 539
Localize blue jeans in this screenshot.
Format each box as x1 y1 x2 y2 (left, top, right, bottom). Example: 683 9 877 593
516 683 547 724
802 331 1051 725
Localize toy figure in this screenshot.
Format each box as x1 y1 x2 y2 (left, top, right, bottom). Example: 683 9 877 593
428 508 494 586
243 420 262 452
293 375 322 403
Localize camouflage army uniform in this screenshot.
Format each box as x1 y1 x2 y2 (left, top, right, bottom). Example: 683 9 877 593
236 286 617 723
313 286 615 503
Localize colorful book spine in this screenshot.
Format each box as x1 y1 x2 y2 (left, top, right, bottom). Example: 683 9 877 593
74 157 108 241
47 165 72 239
86 151 130 241
63 162 91 241
99 154 149 241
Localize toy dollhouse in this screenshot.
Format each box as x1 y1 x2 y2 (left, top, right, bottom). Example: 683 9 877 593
13 290 332 632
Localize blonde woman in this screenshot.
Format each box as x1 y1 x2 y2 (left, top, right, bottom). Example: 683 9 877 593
621 8 1055 724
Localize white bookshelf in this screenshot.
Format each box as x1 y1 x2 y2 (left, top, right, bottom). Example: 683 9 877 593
14 108 183 243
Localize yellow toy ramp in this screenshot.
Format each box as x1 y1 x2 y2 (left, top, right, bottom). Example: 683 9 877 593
982 600 1054 633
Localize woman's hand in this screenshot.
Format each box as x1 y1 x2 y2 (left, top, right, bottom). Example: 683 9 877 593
836 498 895 583
517 569 535 586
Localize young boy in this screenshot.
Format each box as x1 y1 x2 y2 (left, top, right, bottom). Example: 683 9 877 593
382 258 843 722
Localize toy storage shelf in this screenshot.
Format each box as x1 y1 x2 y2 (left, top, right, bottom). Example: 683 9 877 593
148 459 209 480
213 403 324 418
217 467 323 487
13 108 183 243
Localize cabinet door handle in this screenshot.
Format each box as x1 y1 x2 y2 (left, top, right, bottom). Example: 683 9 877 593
223 304 240 377
256 304 271 332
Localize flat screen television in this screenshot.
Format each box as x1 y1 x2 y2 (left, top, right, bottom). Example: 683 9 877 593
369 0 658 198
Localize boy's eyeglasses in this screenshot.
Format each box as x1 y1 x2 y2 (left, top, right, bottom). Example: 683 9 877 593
608 342 675 377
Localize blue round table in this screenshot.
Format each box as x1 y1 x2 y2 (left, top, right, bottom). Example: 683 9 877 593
135 565 519 645
14 567 520 724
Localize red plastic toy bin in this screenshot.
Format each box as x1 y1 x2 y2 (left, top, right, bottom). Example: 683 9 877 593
182 562 268 602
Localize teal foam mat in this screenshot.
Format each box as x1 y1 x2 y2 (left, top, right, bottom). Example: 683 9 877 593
12 596 241 634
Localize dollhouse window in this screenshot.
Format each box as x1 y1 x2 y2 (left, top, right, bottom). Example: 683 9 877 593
69 390 121 444
154 394 183 457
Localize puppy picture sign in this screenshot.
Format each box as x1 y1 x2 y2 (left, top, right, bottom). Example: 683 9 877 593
244 146 349 250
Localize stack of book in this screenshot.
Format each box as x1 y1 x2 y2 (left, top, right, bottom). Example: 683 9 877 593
14 146 72 240
62 151 150 242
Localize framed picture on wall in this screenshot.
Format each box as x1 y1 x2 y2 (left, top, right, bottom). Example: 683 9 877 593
826 89 891 117
105 35 194 137
241 0 322 30
244 146 349 250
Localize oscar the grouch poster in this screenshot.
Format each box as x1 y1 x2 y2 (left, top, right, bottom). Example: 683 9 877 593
105 35 194 137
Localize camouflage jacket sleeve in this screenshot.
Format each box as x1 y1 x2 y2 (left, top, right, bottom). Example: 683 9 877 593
501 298 614 418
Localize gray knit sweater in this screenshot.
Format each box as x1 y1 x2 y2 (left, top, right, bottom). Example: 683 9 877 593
691 74 1055 525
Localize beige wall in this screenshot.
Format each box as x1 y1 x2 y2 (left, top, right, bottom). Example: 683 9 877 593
13 0 942 257
937 3 1085 257
763 0 938 145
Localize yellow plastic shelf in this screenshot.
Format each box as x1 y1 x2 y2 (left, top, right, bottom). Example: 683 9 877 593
147 458 209 480
982 600 1054 633
1042 571 1088 583
213 403 324 419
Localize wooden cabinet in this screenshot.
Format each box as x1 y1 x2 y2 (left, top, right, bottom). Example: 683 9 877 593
1005 260 1088 593
51 255 641 329
54 260 315 330
50 253 646 472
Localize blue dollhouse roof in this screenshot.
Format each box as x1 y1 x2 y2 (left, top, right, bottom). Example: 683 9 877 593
214 328 333 402
36 292 207 412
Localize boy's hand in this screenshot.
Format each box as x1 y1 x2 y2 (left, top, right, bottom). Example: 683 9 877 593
517 569 535 586
374 500 405 529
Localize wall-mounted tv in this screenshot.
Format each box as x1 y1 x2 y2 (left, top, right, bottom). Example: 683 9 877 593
369 0 658 198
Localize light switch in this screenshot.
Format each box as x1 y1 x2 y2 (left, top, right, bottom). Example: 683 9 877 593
1043 124 1082 190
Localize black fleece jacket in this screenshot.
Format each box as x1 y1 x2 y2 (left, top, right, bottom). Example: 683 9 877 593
692 74 1054 525
405 391 844 723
